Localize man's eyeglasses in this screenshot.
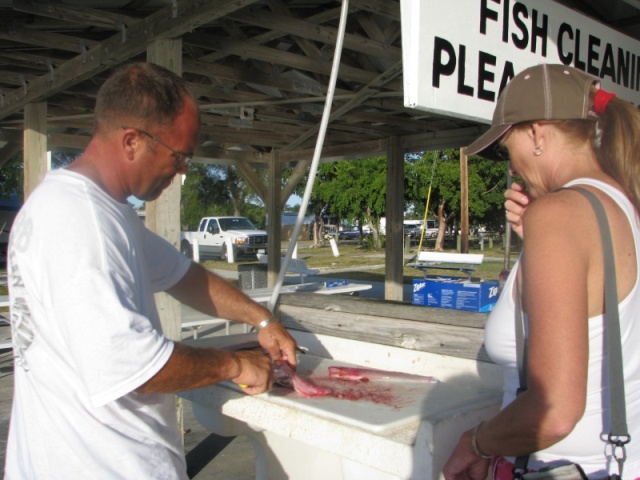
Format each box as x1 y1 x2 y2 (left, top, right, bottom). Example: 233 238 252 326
122 126 193 169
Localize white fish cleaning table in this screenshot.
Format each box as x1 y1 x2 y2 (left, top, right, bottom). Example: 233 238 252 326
180 331 502 480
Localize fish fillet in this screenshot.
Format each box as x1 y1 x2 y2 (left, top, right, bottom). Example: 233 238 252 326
328 366 438 383
273 361 332 398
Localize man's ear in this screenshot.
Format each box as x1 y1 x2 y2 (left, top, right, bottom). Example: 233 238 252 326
122 128 141 161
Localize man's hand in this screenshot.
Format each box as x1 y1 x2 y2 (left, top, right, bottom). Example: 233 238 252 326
231 349 274 395
504 181 530 239
258 321 298 367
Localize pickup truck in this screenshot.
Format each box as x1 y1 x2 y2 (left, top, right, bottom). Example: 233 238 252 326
180 216 268 261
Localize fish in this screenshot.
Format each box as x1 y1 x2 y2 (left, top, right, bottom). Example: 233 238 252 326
328 366 438 384
273 360 332 398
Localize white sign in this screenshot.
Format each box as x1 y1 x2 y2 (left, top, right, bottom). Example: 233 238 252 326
401 0 640 124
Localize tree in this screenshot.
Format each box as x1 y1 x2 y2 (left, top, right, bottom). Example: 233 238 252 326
405 150 508 249
0 151 78 200
313 157 387 248
180 163 267 230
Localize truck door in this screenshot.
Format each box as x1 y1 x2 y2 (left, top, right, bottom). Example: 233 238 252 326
197 219 221 256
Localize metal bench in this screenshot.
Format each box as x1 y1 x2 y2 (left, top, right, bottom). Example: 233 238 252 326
412 252 484 281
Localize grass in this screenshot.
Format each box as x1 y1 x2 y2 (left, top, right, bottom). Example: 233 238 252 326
201 239 519 284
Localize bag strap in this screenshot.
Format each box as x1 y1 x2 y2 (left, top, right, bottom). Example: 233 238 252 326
513 186 630 478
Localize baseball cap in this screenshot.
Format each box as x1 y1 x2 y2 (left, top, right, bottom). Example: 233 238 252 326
466 64 599 158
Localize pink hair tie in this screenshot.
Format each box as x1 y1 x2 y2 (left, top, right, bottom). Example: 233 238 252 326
593 89 616 114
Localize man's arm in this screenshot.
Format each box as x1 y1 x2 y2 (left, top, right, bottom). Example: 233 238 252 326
136 342 273 396
166 262 297 365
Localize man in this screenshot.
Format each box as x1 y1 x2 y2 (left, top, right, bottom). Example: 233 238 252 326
4 62 297 479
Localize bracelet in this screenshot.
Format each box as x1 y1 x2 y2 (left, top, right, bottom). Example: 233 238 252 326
256 316 279 331
471 422 492 459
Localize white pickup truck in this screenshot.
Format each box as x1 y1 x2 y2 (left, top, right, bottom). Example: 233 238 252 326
180 216 268 261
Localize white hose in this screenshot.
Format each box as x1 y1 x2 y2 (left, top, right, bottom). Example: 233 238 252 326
267 0 350 311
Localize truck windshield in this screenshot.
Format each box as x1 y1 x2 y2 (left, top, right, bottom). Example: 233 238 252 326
219 217 257 231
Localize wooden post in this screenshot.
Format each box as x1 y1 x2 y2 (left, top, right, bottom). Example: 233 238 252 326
460 148 469 254
145 37 185 445
23 102 48 199
267 149 282 286
145 38 184 343
385 137 404 301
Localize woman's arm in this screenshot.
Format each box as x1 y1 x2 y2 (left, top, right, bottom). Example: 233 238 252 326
444 191 592 478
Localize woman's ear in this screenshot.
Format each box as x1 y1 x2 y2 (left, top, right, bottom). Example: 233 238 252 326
530 122 549 147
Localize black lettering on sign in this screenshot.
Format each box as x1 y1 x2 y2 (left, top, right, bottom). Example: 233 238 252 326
478 52 497 101
574 29 586 71
531 9 548 57
499 61 516 96
512 2 528 50
480 0 500 35
617 49 629 88
458 45 475 96
601 44 616 83
502 0 511 43
432 37 456 88
557 23 573 64
587 35 601 76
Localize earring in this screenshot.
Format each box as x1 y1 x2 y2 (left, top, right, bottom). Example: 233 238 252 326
533 145 543 156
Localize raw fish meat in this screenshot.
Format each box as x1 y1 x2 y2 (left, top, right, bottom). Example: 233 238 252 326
273 361 332 398
328 366 438 384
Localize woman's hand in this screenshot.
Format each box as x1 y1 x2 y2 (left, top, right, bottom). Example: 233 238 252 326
505 181 530 239
443 429 491 480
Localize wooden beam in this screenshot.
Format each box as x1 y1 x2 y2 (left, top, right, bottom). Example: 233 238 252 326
235 158 268 203
183 32 393 87
267 150 282 286
281 159 310 206
384 136 404 301
23 102 48 199
13 0 141 30
0 25 100 53
198 3 347 63
228 10 401 61
0 0 262 121
146 38 183 344
284 60 402 150
184 58 329 97
48 133 90 150
460 148 469 253
350 0 400 22
275 293 491 362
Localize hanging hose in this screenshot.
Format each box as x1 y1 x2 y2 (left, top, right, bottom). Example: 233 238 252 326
267 0 349 311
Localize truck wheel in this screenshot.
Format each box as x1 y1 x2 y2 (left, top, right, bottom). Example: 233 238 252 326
220 246 237 262
180 241 193 259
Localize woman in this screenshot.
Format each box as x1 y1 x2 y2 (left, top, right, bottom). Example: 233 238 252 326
443 64 640 479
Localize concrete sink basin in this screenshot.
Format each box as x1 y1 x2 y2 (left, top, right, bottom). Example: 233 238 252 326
179 331 502 480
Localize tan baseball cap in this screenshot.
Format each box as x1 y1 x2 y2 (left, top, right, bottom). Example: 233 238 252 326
466 64 599 158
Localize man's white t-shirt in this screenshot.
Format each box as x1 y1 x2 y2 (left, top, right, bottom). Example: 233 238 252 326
4 169 192 479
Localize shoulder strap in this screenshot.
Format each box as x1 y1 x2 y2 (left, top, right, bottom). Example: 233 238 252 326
569 187 628 439
513 186 629 478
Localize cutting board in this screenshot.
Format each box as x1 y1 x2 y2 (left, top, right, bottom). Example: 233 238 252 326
233 355 498 434
191 334 498 434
